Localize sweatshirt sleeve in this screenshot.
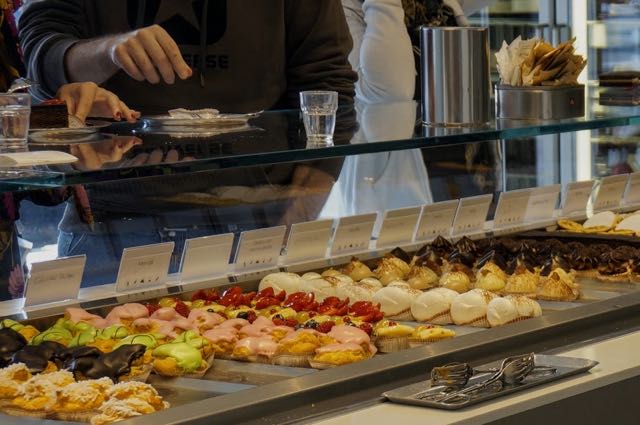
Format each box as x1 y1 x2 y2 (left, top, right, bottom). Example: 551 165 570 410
18 0 88 99
283 0 357 107
345 0 415 103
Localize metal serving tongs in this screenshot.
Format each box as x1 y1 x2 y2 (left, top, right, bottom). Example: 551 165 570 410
415 353 537 402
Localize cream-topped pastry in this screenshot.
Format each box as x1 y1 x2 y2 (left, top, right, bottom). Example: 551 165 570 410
359 277 383 290
299 278 338 302
450 289 498 327
410 288 458 324
340 258 376 281
64 308 108 329
487 295 542 327
327 325 371 347
187 309 225 331
336 283 376 303
372 286 415 320
90 398 164 425
376 255 411 285
105 303 149 326
53 378 113 413
301 272 322 280
216 318 250 329
233 336 278 360
0 363 31 400
258 272 303 294
538 268 580 301
406 265 439 290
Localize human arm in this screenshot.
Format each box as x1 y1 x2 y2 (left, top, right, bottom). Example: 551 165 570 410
282 0 357 107
343 0 415 102
18 0 191 98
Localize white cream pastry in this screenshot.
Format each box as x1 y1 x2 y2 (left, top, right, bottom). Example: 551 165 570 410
450 289 498 328
335 283 376 303
372 286 415 320
258 272 303 294
299 278 338 302
359 277 383 290
487 296 542 327
616 213 640 232
301 272 322 280
410 288 458 324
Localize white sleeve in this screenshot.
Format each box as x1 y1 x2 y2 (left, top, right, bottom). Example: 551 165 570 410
342 0 415 103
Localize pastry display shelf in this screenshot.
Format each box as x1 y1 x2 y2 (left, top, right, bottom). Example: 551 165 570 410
1 100 640 192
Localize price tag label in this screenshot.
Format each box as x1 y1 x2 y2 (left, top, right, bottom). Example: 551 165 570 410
452 195 492 236
115 242 174 293
377 206 421 248
415 200 459 241
493 189 531 229
593 174 629 211
526 184 561 222
624 172 640 207
234 226 286 272
561 180 594 217
331 213 377 256
180 233 234 281
285 219 334 263
24 255 86 307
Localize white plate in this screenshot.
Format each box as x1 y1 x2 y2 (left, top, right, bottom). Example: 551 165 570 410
30 119 112 133
144 111 262 127
0 151 77 167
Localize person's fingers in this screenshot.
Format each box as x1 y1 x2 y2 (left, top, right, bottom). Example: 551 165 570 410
118 101 139 123
130 153 150 166
154 26 192 79
164 149 179 163
138 29 175 84
102 91 122 121
147 148 164 164
74 83 98 122
57 88 77 117
126 37 161 84
113 44 145 81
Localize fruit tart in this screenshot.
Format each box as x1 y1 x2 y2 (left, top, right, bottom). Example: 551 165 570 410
372 320 415 353
408 325 455 348
272 329 336 367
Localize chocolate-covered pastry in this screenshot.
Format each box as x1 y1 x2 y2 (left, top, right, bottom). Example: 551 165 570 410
67 344 146 382
476 250 507 271
101 344 146 378
505 253 536 275
539 254 572 277
61 346 102 367
455 236 477 255
447 249 475 269
413 253 442 274
598 246 634 280
389 247 411 264
430 235 454 257
0 328 28 367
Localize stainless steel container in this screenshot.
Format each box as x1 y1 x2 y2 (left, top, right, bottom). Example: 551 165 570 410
420 27 491 126
495 84 585 120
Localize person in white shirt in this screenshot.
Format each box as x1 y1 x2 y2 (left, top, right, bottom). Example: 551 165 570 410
342 0 490 102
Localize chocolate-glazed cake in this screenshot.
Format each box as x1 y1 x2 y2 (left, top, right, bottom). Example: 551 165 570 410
30 99 69 129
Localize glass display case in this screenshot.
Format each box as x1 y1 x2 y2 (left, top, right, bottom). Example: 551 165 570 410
1 99 640 424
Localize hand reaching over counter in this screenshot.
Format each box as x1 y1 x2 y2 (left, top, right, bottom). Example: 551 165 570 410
56 83 140 123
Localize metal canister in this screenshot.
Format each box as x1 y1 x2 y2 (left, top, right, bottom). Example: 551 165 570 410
420 27 491 126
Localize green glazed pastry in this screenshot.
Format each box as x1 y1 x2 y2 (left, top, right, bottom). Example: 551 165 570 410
97 325 129 340
153 342 203 373
69 329 100 347
0 319 23 331
31 327 73 345
113 334 158 350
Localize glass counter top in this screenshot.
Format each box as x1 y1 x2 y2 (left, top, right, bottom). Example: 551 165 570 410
1 99 640 191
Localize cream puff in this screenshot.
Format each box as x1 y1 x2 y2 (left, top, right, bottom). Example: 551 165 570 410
450 289 498 328
410 287 458 324
487 296 542 327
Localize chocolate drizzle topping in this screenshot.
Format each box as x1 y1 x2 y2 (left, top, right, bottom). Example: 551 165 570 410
389 247 411 264
0 328 28 367
476 250 507 270
66 344 146 382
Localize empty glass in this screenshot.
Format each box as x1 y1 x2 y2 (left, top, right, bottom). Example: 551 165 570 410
0 93 31 152
300 91 338 145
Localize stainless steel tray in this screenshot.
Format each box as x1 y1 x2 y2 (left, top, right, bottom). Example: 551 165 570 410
383 354 598 410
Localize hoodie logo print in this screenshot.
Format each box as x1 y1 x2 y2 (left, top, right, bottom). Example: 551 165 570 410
127 0 227 45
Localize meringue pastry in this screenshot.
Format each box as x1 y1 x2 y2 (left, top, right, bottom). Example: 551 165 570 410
258 272 303 294
487 295 542 327
410 287 458 324
406 265 439 290
340 258 375 281
450 289 498 328
372 286 415 320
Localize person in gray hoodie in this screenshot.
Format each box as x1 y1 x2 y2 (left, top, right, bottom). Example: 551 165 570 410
19 0 357 113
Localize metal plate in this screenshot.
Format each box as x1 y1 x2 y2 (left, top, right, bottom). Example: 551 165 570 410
383 354 598 410
30 119 112 133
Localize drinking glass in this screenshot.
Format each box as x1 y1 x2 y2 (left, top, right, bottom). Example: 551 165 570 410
299 91 338 145
0 93 31 151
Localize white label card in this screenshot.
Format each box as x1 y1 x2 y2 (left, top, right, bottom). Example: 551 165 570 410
285 219 334 263
377 206 421 248
493 189 531 229
331 213 377 256
415 200 459 241
24 255 86 307
561 180 594 217
115 242 174 293
593 174 629 211
180 233 234 281
452 195 492 236
235 226 286 272
624 172 640 206
526 184 561 222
